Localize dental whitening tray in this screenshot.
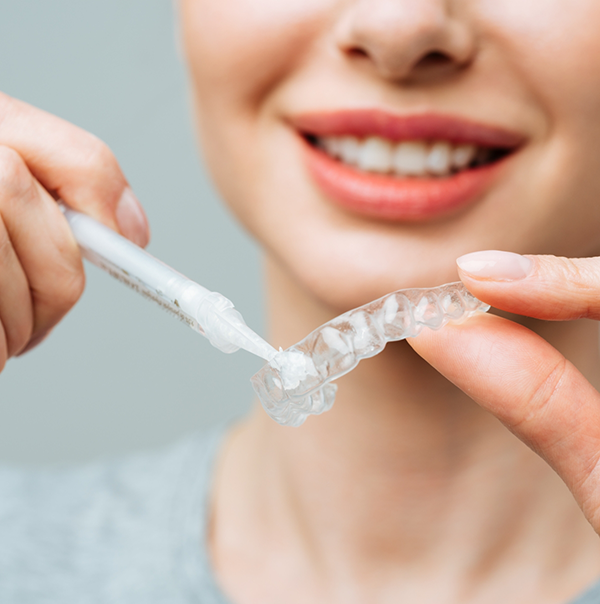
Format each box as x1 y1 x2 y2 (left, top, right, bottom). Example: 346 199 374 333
62 204 490 428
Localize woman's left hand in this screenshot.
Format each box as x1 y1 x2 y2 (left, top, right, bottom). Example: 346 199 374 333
407 251 600 532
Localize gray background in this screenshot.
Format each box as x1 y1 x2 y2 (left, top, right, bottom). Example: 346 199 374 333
0 1 265 464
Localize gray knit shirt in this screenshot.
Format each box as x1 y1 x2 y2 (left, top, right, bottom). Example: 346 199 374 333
0 427 599 603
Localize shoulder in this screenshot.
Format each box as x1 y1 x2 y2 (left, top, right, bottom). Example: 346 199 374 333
0 427 226 602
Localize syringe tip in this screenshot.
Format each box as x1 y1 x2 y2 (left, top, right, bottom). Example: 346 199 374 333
198 295 276 360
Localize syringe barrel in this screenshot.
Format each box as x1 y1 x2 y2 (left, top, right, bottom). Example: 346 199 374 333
62 206 218 341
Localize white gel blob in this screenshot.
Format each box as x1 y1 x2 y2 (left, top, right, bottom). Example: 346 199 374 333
270 349 318 390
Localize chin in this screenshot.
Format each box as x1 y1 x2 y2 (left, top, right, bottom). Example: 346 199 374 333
267 229 467 314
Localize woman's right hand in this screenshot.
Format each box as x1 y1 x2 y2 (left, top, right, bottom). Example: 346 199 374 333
0 91 150 368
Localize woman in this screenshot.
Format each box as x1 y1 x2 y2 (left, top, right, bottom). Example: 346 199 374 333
1 0 600 602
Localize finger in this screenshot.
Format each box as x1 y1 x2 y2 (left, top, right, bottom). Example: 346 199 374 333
0 216 33 358
16 328 52 357
456 250 600 321
407 314 600 529
0 146 85 340
0 322 7 372
0 92 149 246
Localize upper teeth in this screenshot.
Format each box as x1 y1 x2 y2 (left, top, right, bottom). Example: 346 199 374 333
318 136 479 177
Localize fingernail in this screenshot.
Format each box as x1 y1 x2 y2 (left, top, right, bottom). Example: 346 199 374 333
115 188 150 247
457 250 533 281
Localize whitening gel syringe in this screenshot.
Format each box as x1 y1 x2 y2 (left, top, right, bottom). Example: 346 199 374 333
60 204 277 361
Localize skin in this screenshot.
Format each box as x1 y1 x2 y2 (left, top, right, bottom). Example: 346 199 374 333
1 0 600 603
181 0 600 308
179 0 600 602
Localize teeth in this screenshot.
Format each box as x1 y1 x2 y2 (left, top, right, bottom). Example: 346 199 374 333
317 136 490 177
426 141 452 176
338 136 361 165
393 141 428 176
452 144 476 169
358 137 393 173
321 137 342 157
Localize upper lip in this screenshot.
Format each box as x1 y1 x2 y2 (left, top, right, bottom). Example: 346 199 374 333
290 109 526 149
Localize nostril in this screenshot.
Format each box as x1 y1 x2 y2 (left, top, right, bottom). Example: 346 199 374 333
343 44 465 83
347 47 369 60
415 51 453 69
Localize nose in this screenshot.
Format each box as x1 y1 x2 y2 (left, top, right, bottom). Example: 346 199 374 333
335 0 476 83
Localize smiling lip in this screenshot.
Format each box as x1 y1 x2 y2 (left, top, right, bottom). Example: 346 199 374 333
291 110 525 222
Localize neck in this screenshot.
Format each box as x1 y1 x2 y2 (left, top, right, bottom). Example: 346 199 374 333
210 257 600 604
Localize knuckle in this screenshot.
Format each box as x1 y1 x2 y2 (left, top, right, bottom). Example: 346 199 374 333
72 135 125 206
511 357 568 430
0 145 31 200
553 256 599 292
572 450 600 530
56 265 85 311
33 257 85 322
8 317 33 359
0 226 13 267
79 134 120 176
0 228 35 357
549 256 600 319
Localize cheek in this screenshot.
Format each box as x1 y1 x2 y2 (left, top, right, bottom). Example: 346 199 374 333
179 0 336 236
180 0 330 112
479 0 600 252
480 0 600 160
180 0 386 310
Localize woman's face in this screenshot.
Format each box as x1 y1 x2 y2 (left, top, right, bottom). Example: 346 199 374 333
180 0 600 311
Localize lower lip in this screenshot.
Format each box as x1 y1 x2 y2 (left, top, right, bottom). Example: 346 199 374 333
301 138 507 222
